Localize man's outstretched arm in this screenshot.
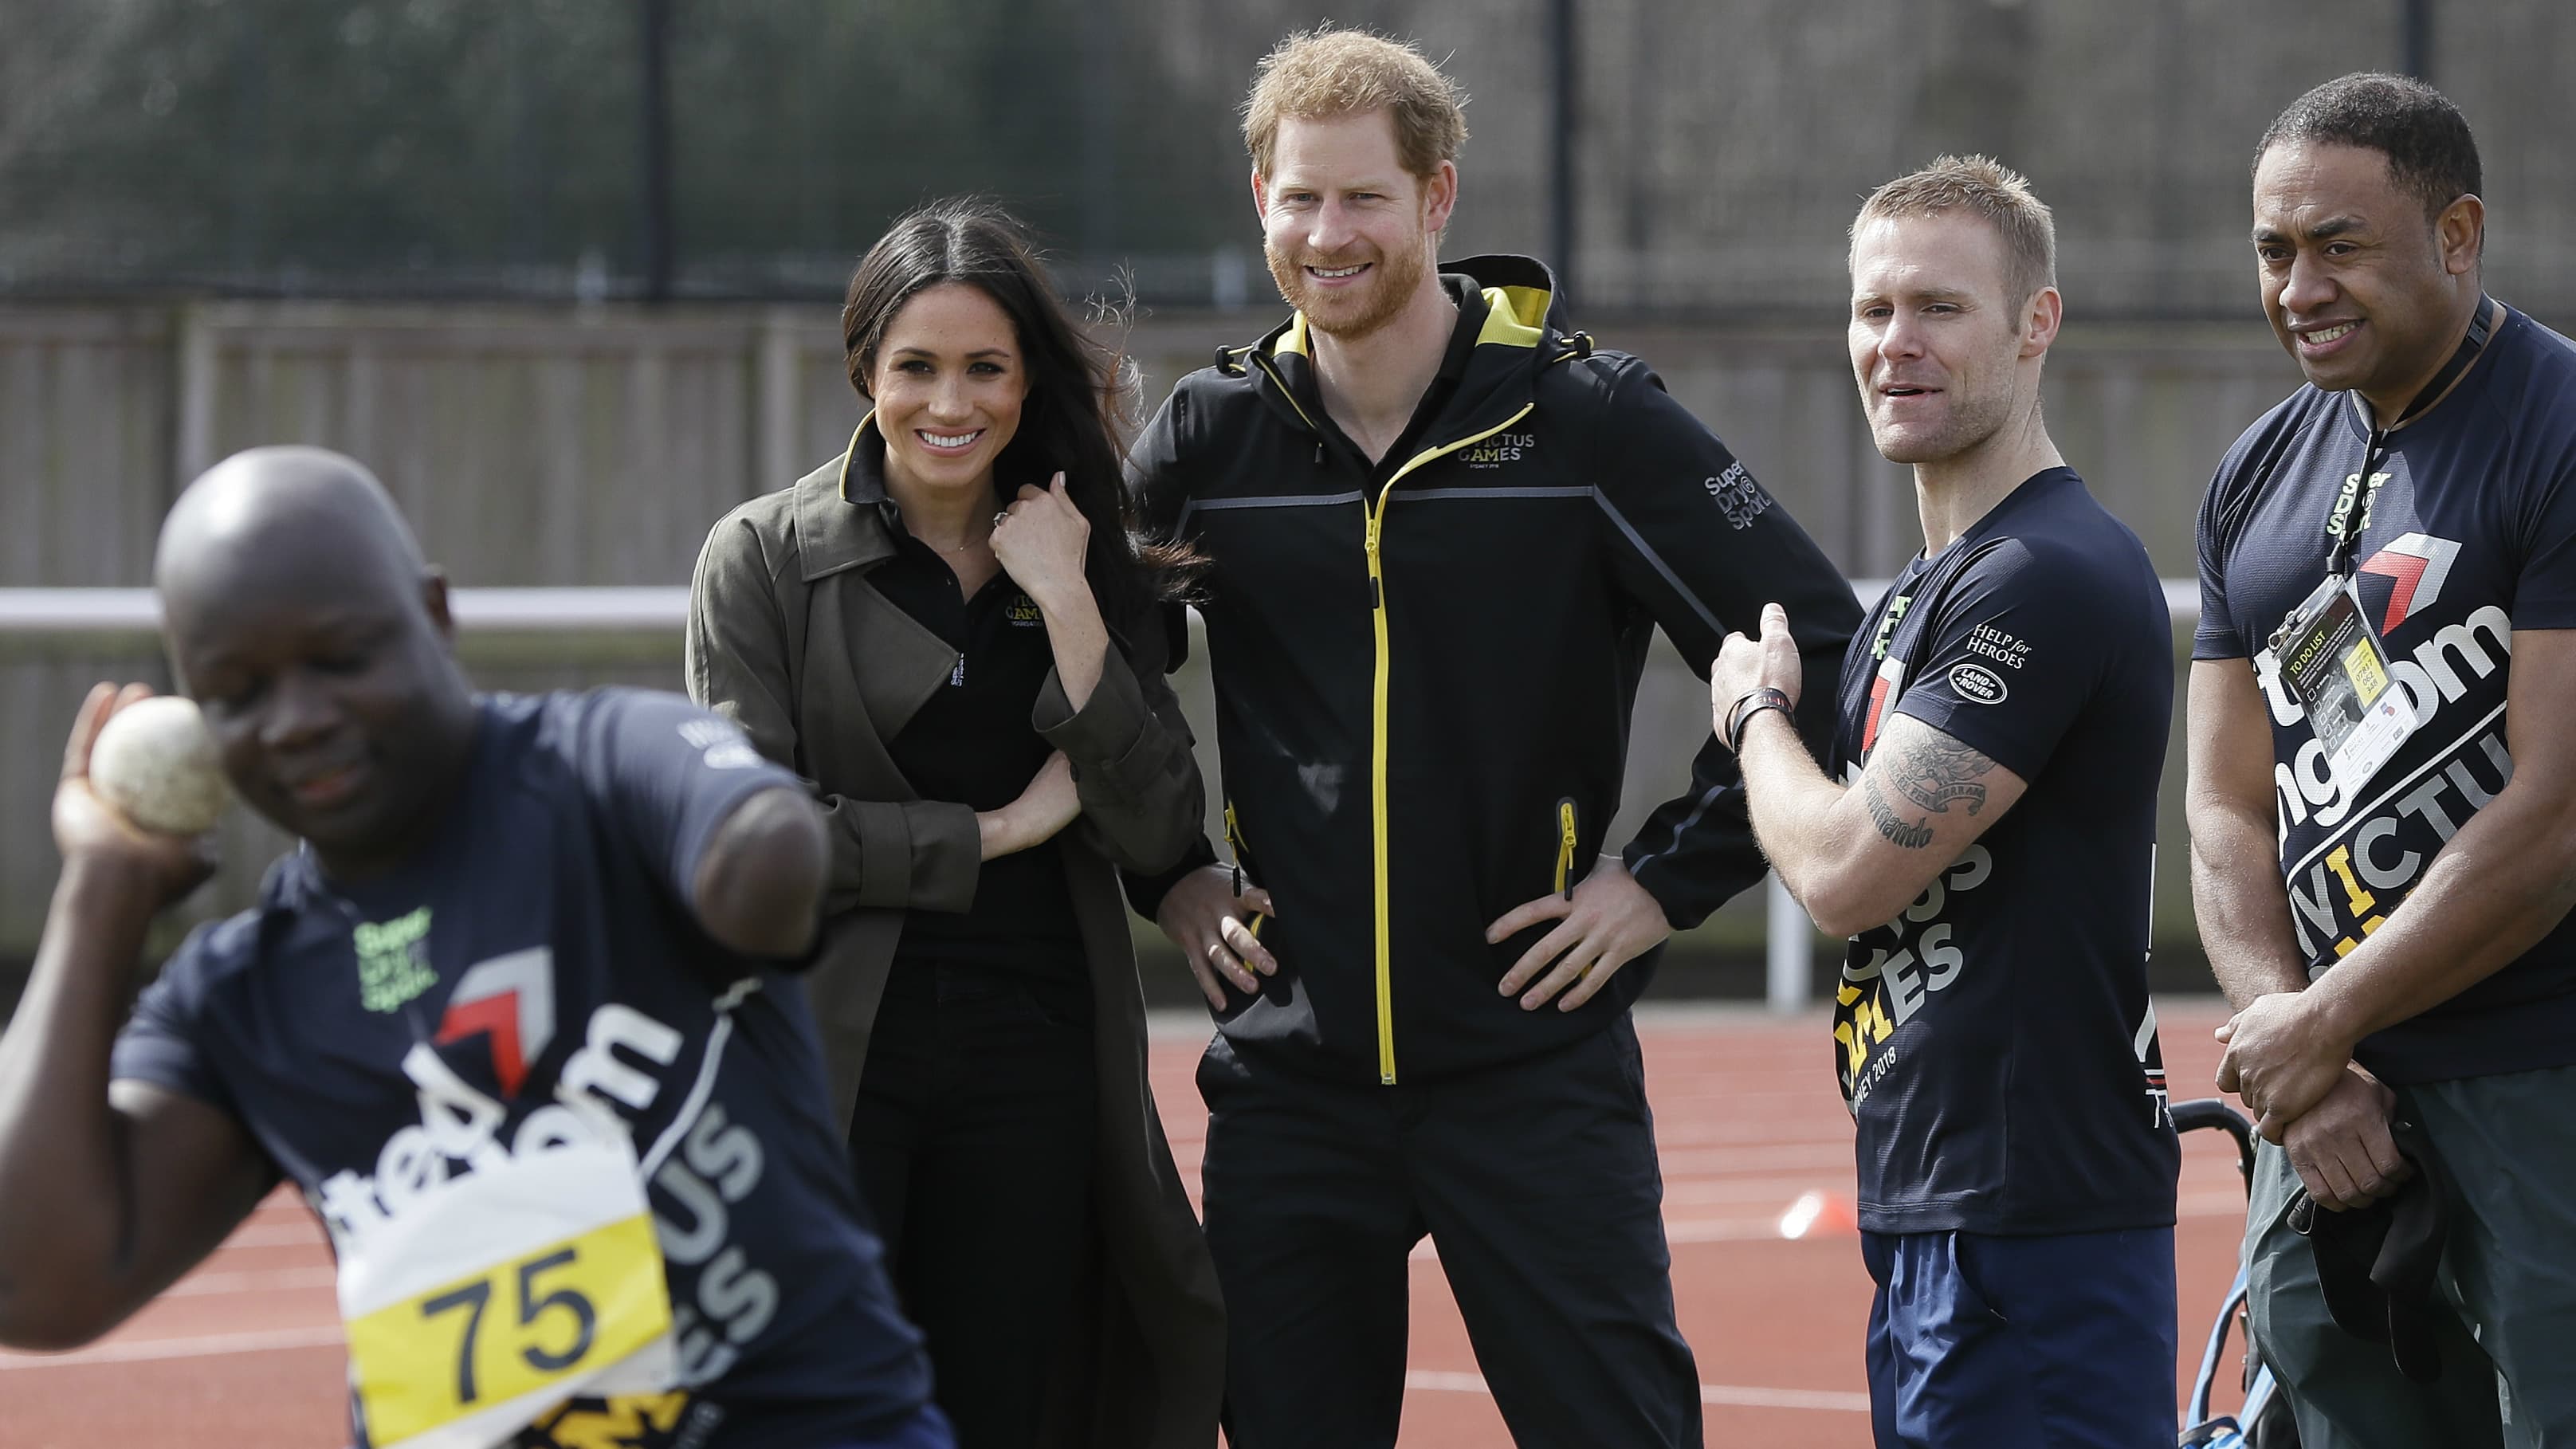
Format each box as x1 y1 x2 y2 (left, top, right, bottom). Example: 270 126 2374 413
692 785 829 960
0 685 273 1349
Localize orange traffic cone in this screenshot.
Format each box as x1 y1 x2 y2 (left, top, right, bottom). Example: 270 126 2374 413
1777 1190 1861 1239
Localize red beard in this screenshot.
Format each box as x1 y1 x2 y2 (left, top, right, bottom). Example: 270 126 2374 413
1265 234 1432 341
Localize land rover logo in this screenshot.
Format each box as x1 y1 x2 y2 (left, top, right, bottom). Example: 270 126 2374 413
1949 662 2009 705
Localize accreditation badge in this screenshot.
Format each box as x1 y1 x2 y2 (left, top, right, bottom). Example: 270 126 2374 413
336 1111 677 1449
2268 573 2417 795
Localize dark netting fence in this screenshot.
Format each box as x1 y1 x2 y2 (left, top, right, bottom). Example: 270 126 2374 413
2 0 2566 318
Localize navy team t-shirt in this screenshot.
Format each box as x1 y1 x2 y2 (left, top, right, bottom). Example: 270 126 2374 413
2196 304 2576 1086
1831 468 2181 1236
111 689 933 1448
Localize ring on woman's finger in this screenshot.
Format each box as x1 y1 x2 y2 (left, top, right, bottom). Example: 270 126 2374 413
992 510 1011 530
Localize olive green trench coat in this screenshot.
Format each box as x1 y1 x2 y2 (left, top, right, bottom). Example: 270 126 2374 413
682 427 1223 1448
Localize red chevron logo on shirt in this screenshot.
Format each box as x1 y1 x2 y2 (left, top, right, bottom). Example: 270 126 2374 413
2358 533 2460 635
1862 658 1906 755
434 947 556 1097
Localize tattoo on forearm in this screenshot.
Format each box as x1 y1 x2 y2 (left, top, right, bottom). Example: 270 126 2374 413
1864 778 1934 849
1884 733 1995 818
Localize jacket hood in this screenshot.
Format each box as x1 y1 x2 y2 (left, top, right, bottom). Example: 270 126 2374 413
1228 253 1588 444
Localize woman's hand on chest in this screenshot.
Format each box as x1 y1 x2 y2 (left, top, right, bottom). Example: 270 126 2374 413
990 473 1093 615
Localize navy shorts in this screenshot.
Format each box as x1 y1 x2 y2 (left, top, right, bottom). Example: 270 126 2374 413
1862 1226 2176 1449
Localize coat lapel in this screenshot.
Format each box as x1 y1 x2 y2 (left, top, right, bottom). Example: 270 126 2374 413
838 581 956 744
793 416 964 747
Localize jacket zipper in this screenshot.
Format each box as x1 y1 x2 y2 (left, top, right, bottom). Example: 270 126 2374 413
1360 402 1539 1084
1554 797 1580 899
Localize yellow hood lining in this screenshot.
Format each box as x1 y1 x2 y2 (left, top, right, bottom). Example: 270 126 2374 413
1270 283 1552 360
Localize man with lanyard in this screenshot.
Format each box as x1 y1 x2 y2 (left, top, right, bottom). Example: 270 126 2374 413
2194 74 2576 1444
1125 27 1859 1449
1711 156 2180 1447
0 448 948 1449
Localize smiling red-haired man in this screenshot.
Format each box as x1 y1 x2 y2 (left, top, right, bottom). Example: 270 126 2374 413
1124 26 1860 1449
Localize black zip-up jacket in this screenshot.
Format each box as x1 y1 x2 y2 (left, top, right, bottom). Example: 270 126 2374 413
1129 256 1860 1084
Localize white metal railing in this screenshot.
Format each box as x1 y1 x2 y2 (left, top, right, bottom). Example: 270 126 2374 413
0 587 693 634
0 580 2199 1011
0 582 2199 634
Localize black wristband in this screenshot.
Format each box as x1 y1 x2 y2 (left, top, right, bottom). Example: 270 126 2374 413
1724 686 1794 755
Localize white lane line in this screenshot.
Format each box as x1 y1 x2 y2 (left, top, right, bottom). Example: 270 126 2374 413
1407 1368 1869 1414
1406 1192 2256 1260
0 1324 344 1370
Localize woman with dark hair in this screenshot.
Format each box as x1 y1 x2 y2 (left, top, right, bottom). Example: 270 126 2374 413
685 198 1222 1449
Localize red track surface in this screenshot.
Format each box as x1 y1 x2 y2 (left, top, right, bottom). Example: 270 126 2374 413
0 1001 2252 1447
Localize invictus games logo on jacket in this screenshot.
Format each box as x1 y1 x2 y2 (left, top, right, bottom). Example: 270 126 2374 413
1704 462 1773 530
1459 432 1535 468
355 906 436 1013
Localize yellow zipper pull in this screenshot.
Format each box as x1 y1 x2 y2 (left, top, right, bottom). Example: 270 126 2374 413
1224 801 1245 897
1556 797 1579 900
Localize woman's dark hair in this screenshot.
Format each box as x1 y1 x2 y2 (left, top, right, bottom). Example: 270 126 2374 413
842 197 1192 629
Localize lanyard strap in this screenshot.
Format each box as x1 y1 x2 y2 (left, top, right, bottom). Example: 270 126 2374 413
2327 296 2496 576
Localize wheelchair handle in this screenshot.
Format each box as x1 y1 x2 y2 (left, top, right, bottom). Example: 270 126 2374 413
2170 1097 2258 1192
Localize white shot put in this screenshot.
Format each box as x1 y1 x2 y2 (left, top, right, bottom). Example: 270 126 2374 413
89 695 231 836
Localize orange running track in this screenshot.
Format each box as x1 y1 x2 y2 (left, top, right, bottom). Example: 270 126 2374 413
0 999 2254 1447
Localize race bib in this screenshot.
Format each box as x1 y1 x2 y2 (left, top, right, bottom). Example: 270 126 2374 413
338 1121 676 1449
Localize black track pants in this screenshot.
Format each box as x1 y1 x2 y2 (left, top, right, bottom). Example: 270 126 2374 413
1198 1014 1702 1449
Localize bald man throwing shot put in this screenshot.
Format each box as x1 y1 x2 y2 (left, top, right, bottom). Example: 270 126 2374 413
0 446 949 1449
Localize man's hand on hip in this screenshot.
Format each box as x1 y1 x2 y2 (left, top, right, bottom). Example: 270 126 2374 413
2283 1063 2413 1211
1156 862 1275 1011
1488 857 1672 1012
